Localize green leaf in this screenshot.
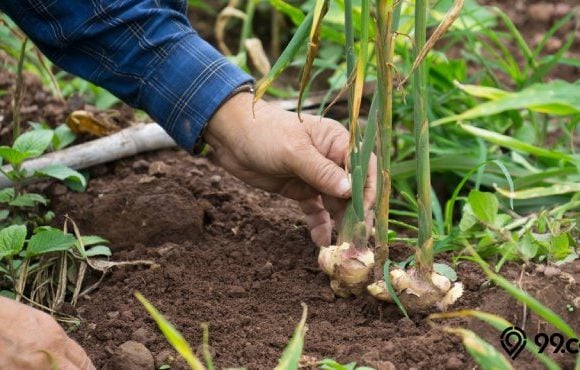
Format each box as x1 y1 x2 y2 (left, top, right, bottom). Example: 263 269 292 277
496 183 580 200
318 359 357 370
134 292 205 370
79 236 109 247
274 303 308 370
0 146 32 166
444 328 513 370
35 165 87 191
269 0 305 25
13 129 54 157
52 124 76 150
433 263 458 282
469 245 577 339
0 210 9 221
454 81 509 100
383 260 410 319
26 229 76 257
459 124 574 162
0 290 16 299
0 225 27 259
430 310 561 370
433 80 580 126
459 204 478 232
468 190 498 224
85 246 112 257
518 233 539 260
0 188 15 203
549 233 573 261
9 193 48 207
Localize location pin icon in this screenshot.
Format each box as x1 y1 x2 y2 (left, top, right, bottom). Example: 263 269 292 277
500 326 527 360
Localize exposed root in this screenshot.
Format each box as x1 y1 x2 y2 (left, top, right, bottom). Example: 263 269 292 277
367 268 463 312
318 242 374 297
318 243 463 312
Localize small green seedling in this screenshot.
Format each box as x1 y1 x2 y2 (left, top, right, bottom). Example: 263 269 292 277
135 292 308 370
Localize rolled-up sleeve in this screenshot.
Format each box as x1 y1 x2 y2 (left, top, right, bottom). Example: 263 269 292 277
0 0 253 151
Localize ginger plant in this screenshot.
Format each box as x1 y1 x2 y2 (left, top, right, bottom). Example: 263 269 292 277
256 0 466 312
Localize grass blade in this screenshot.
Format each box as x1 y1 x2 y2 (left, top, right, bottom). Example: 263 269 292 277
442 327 514 370
465 244 578 339
495 183 580 200
399 0 464 87
383 260 409 319
274 303 308 370
458 123 574 162
430 310 562 370
134 292 205 370
297 0 329 118
432 81 580 126
254 8 314 101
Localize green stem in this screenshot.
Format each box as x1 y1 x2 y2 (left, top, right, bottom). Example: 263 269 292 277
12 38 28 142
413 0 433 278
374 0 393 271
239 0 256 54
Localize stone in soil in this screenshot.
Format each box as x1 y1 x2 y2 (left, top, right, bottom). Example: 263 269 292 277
109 341 154 370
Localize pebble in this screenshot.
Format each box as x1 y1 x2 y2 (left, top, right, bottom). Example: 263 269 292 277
361 350 396 369
155 242 178 257
543 266 561 278
554 3 572 17
227 285 247 298
132 159 150 172
573 260 580 274
121 310 135 321
210 174 222 186
445 355 463 370
320 289 336 303
131 327 156 345
545 38 563 53
138 175 156 184
528 3 555 22
107 311 120 319
154 349 175 368
111 341 154 370
255 261 274 279
374 361 396 370
148 161 169 177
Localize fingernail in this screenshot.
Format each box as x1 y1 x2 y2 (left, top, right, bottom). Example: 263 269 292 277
338 178 350 196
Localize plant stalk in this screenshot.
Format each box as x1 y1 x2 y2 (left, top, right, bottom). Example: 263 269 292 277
374 0 394 273
12 38 28 142
413 0 434 279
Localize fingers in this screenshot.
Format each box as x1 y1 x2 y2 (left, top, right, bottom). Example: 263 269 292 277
321 195 347 231
289 145 351 199
299 196 332 246
278 178 319 201
364 153 378 211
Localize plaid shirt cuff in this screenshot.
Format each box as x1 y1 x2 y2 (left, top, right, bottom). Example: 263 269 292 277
141 33 254 151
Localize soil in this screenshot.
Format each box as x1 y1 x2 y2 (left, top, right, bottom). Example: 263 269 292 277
0 1 578 369
43 150 577 370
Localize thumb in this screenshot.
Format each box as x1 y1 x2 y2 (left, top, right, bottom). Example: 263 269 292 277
291 146 351 198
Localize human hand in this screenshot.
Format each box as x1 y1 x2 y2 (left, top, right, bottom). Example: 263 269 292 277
0 297 94 370
204 92 376 246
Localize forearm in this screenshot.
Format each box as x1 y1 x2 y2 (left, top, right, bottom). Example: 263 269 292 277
0 0 253 151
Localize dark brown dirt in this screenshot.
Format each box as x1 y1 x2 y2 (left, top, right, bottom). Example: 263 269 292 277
44 150 578 370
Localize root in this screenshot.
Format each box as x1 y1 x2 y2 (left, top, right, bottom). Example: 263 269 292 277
318 244 463 312
367 268 463 312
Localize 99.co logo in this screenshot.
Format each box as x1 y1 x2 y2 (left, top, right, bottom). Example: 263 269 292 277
500 326 579 360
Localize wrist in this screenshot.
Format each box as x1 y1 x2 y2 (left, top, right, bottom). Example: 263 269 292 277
194 84 254 154
203 91 259 154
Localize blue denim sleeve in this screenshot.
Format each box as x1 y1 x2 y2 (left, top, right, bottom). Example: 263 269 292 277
0 0 254 151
